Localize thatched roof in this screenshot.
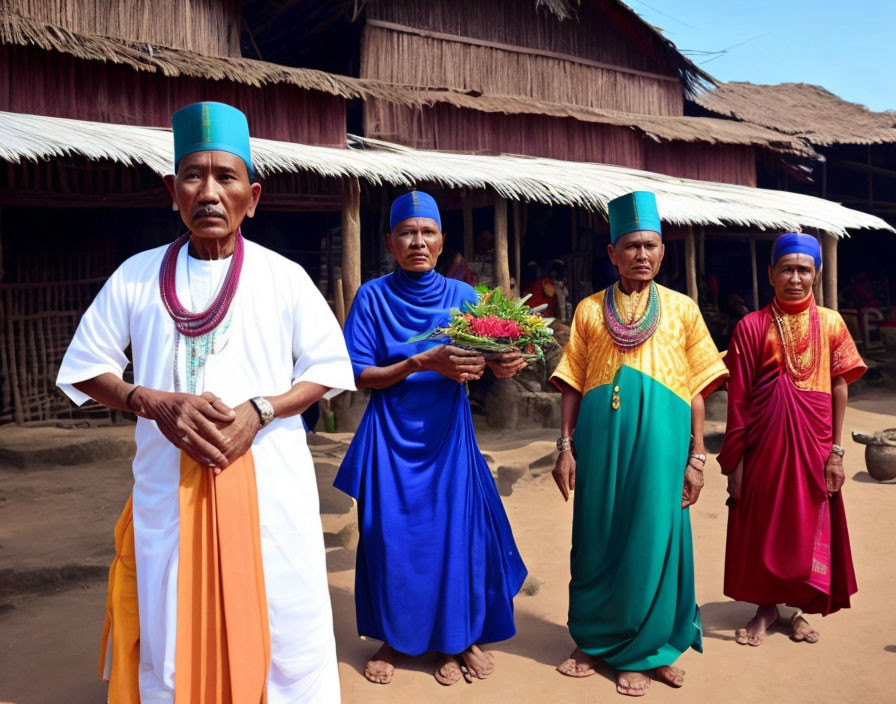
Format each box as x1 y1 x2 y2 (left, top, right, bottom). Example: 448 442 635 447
1 110 889 237
696 82 896 147
0 11 417 105
412 88 815 156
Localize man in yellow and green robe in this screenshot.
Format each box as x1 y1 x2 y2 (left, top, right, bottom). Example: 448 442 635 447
550 191 727 697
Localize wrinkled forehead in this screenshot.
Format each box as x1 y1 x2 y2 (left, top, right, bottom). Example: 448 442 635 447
614 229 662 247
391 217 441 234
773 252 817 270
175 150 250 179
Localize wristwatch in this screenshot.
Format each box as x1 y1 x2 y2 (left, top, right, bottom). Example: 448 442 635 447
830 444 845 457
556 436 574 453
250 396 275 428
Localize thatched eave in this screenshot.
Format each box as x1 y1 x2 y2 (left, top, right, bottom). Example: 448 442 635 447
0 110 889 237
0 11 419 105
696 82 896 147
409 88 816 157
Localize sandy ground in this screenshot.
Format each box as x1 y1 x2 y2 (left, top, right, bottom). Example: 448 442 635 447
1 390 895 704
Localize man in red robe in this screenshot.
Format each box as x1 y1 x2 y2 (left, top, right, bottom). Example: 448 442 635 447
718 232 865 646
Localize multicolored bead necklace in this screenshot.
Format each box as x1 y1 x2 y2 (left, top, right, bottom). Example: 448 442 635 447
603 281 661 350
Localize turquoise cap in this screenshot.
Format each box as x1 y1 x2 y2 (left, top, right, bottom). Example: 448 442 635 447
172 102 254 179
608 191 662 244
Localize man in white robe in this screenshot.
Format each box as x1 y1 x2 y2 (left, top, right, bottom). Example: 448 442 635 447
57 101 353 703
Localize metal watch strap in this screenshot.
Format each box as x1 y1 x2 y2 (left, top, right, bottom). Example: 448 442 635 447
250 396 275 427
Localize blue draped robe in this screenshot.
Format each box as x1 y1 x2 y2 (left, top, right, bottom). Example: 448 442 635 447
335 268 527 656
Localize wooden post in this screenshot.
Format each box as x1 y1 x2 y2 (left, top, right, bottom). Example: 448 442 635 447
685 226 698 303
341 176 361 315
512 200 522 295
494 195 511 296
749 237 759 310
697 226 706 279
334 278 346 328
462 195 474 262
823 233 838 310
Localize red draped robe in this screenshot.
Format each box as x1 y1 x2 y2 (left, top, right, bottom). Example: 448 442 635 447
718 295 865 614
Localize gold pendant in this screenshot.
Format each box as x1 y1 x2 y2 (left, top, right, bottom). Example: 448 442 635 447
611 385 621 410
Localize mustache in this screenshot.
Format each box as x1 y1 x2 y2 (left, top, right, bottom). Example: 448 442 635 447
192 205 227 221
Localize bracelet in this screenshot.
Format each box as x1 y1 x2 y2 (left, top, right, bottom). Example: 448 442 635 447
556 436 574 453
125 385 142 411
689 453 707 463
830 444 845 457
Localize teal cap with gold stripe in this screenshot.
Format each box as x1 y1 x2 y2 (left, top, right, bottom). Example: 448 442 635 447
172 101 254 179
608 191 662 244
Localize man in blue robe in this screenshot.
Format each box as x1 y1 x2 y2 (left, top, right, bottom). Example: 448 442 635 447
335 191 528 686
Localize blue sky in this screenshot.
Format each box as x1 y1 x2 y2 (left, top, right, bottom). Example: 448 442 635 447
626 0 895 111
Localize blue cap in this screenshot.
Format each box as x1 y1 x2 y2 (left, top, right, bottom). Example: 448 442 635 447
172 102 254 179
390 191 442 230
771 232 822 269
608 191 662 244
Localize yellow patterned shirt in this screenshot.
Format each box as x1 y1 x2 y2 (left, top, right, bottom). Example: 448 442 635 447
551 284 728 404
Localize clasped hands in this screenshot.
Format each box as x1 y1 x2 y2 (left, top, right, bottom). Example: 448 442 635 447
417 345 528 383
129 387 261 473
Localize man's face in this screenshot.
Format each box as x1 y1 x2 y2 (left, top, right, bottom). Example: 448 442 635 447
386 217 444 272
607 230 664 283
163 151 261 240
768 253 817 302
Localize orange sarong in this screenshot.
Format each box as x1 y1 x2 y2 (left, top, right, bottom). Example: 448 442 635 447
100 452 270 703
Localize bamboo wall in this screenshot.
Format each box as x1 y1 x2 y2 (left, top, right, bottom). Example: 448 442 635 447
362 0 684 115
365 100 757 186
0 45 347 147
2 0 242 57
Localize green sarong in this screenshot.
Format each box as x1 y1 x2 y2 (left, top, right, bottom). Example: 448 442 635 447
570 364 701 671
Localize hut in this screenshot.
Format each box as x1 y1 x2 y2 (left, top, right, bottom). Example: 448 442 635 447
694 82 896 344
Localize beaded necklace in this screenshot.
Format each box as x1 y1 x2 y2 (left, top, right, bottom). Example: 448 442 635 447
159 230 244 337
603 281 661 350
771 296 821 383
160 231 243 393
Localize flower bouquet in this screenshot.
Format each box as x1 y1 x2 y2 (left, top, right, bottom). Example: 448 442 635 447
408 286 558 360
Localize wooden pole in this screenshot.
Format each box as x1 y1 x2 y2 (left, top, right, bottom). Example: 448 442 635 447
685 226 698 303
512 200 522 296
823 233 838 310
334 278 346 328
494 195 511 296
749 237 759 310
341 176 361 315
462 195 474 262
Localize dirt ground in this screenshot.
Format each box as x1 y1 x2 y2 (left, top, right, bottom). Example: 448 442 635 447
1 390 895 704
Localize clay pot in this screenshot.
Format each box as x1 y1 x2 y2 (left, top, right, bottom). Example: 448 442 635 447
852 429 896 482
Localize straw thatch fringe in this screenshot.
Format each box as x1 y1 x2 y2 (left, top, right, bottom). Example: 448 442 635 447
0 11 420 105
1 111 889 237
697 82 896 146
376 91 814 156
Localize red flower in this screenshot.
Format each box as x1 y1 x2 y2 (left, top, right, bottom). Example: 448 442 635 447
468 316 523 339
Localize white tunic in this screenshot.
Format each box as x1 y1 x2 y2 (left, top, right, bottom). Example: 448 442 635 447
57 239 354 703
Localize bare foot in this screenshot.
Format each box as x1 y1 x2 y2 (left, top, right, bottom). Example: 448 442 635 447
434 653 463 686
617 670 651 697
459 644 495 679
791 611 820 644
655 665 685 688
557 647 599 678
735 604 779 646
364 643 397 685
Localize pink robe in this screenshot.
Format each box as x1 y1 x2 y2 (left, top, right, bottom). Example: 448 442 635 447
718 297 865 614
